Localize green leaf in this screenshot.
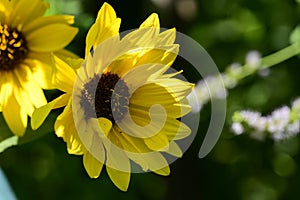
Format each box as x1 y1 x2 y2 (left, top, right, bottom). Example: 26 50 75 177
0 111 59 153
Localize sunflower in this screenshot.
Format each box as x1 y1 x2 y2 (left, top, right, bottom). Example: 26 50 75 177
32 3 193 191
0 0 78 136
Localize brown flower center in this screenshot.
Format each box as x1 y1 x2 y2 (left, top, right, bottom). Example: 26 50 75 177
80 72 130 123
0 24 29 71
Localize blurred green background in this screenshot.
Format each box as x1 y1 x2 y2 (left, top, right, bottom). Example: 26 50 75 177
1 0 300 199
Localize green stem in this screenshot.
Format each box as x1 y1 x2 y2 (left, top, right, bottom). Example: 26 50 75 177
234 43 300 81
261 42 300 69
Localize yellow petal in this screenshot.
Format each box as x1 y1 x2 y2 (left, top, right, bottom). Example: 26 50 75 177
31 93 70 130
0 11 5 24
5 66 35 117
88 34 120 76
153 165 170 176
79 118 112 166
10 0 49 27
134 45 178 67
165 120 191 140
0 72 27 136
71 95 97 153
120 28 157 48
0 0 9 13
23 15 75 35
13 82 34 116
112 126 173 173
81 124 106 166
155 78 194 102
117 64 167 93
164 141 183 157
130 83 177 107
119 13 160 49
111 44 178 78
109 126 152 171
139 13 160 29
2 92 27 136
55 101 84 155
119 105 169 139
13 65 47 111
26 52 55 89
85 2 120 55
0 72 12 110
95 19 120 45
157 28 176 45
0 1 11 24
120 46 178 92
144 133 169 151
83 152 103 178
130 82 192 118
54 49 81 69
53 55 77 93
97 117 112 137
106 133 131 173
129 152 171 174
139 152 170 173
112 126 150 153
106 166 130 191
129 104 191 141
126 153 149 172
55 49 79 60
132 100 190 119
171 103 192 118
26 24 78 52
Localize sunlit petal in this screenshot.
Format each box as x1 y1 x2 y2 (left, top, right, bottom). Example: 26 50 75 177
26 24 78 52
83 152 103 178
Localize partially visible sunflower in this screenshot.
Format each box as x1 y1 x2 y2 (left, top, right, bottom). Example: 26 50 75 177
32 3 193 191
0 0 78 136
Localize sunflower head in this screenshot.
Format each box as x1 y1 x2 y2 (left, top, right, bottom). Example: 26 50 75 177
0 0 78 136
71 3 194 190
32 2 194 191
79 72 130 123
0 24 29 71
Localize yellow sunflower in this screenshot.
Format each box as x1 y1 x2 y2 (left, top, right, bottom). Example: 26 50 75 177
32 3 193 191
0 0 78 136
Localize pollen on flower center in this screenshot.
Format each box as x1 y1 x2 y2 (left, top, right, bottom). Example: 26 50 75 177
80 72 130 123
0 24 29 71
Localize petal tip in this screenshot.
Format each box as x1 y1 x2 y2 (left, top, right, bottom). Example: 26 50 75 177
140 13 160 29
99 2 117 19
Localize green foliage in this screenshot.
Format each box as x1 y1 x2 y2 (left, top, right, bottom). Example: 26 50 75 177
1 0 300 199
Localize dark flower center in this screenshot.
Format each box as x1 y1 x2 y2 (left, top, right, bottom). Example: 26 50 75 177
0 24 29 71
80 72 130 123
